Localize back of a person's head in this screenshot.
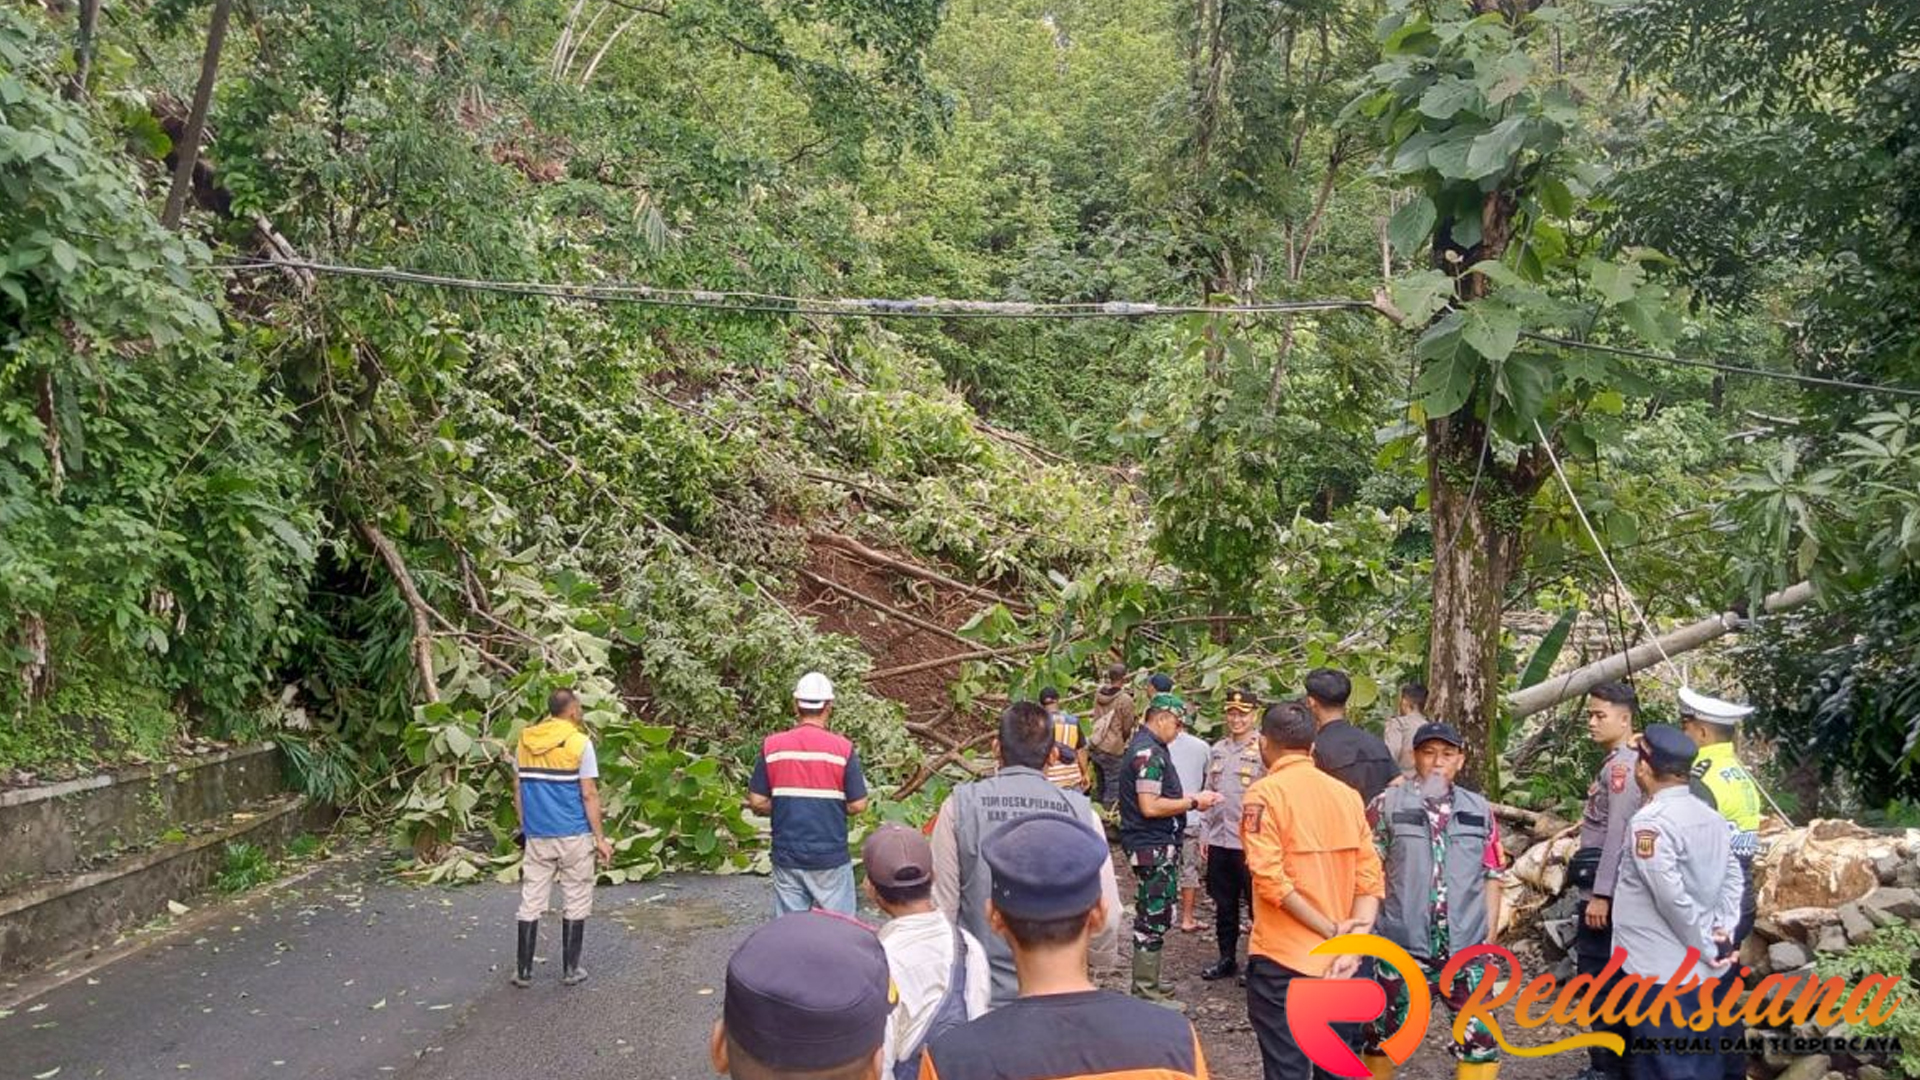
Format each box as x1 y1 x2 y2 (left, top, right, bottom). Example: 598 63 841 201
1400 681 1427 710
1303 668 1351 707
1262 699 1315 750
1105 662 1127 684
547 687 578 717
998 701 1053 770
719 912 890 1080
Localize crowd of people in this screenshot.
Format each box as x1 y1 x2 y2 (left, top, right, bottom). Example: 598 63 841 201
507 663 1769 1080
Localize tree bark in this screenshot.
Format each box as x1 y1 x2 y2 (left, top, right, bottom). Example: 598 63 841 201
356 520 442 704
1425 416 1531 789
161 0 234 229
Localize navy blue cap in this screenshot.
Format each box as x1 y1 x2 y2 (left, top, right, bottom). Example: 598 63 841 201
1412 721 1467 749
983 811 1108 921
1637 723 1698 776
723 912 894 1070
1149 673 1174 693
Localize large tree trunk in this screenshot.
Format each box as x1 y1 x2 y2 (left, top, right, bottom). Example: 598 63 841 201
1425 414 1531 789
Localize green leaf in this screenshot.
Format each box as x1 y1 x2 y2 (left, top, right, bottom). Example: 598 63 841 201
1428 131 1480 180
1387 196 1437 258
1464 118 1527 180
1589 259 1644 305
443 726 473 757
1518 608 1578 689
1478 51 1533 105
1411 316 1479 418
1389 269 1454 324
1418 78 1483 120
1606 510 1641 547
1461 301 1522 363
1493 352 1555 423
1539 178 1574 219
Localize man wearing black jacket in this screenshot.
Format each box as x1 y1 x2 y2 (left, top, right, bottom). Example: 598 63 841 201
1304 669 1395 804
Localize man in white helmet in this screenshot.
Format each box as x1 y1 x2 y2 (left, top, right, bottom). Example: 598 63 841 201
748 672 869 916
1676 687 1763 1080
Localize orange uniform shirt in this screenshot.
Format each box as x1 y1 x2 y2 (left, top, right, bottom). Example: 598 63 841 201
1239 753 1385 975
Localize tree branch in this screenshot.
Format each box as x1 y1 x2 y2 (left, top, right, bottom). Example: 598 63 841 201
355 519 441 704
866 642 1050 682
796 569 978 649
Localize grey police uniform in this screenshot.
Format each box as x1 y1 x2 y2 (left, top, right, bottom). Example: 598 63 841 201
928 765 1121 1008
1613 786 1746 1080
1571 743 1644 1080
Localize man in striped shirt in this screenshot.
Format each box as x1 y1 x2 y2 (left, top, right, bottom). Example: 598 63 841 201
749 672 870 916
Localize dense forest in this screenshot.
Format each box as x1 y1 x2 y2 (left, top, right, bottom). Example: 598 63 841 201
2 0 1917 879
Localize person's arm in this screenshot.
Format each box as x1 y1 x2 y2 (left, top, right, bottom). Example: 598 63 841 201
1483 816 1504 944
581 778 612 864
1590 755 1641 928
512 768 524 832
843 749 870 816
1081 800 1122 968
1244 786 1317 924
747 750 773 815
1710 834 1745 946
930 797 961 920
1136 746 1221 817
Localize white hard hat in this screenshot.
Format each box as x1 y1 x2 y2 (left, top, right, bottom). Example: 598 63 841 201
1677 686 1754 726
794 671 836 709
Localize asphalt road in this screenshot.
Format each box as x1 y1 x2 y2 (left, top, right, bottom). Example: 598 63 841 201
1 851 769 1080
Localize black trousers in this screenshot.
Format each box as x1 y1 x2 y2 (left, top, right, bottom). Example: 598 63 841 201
1722 862 1756 1080
1205 844 1251 962
1248 956 1357 1080
1630 985 1730 1080
1576 899 1633 1079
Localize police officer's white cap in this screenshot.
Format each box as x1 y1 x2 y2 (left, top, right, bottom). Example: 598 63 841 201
794 671 836 709
1677 686 1753 726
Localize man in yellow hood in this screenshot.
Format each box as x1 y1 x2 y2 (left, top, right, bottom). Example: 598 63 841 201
512 688 612 987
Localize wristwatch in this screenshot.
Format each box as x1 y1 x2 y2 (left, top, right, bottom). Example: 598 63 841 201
1189 795 1201 812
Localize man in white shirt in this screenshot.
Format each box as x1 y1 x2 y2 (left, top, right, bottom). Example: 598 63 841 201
862 825 990 1080
1168 710 1212 934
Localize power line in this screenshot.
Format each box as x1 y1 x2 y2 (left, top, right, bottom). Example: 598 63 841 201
206 256 1920 398
207 257 1378 320
1521 331 1920 400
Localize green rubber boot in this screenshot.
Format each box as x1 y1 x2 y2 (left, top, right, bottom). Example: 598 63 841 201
1130 949 1185 1011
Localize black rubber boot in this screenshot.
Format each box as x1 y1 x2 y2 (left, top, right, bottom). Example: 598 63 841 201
561 918 587 985
1200 957 1238 981
510 920 537 988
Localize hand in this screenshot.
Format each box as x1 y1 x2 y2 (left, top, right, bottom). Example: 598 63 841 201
1328 954 1363 980
595 837 614 866
1584 898 1611 929
1334 917 1374 937
1192 790 1225 811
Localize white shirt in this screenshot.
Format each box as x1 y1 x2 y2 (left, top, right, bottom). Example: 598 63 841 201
877 910 991 1070
1170 732 1210 830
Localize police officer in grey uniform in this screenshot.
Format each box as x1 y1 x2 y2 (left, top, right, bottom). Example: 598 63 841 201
1569 681 1644 1080
930 701 1122 1008
1613 725 1745 1080
1199 687 1264 981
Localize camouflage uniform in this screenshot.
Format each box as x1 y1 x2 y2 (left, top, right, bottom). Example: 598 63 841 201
1363 786 1502 1064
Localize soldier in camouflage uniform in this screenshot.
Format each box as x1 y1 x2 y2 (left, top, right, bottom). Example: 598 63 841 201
1119 693 1222 1007
1361 722 1504 1080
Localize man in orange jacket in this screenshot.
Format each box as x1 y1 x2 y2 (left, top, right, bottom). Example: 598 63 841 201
1241 699 1384 1080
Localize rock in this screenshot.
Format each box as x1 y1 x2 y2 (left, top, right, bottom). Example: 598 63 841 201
1772 907 1842 943
1813 924 1848 954
1860 886 1920 920
1752 916 1788 943
1859 1065 1889 1080
1543 917 1579 954
1874 852 1904 885
1839 902 1878 943
1768 940 1810 972
1866 906 1904 930
1551 956 1576 981
1741 934 1772 976
1773 1055 1830 1080
1757 822 1887 912
1898 862 1920 889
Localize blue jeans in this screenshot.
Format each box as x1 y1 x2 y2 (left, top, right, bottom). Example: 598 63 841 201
772 863 856 917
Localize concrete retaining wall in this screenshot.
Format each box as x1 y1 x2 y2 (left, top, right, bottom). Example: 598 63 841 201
0 794 327 974
0 744 283 891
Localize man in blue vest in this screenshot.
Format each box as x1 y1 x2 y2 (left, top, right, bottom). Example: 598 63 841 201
511 689 613 987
